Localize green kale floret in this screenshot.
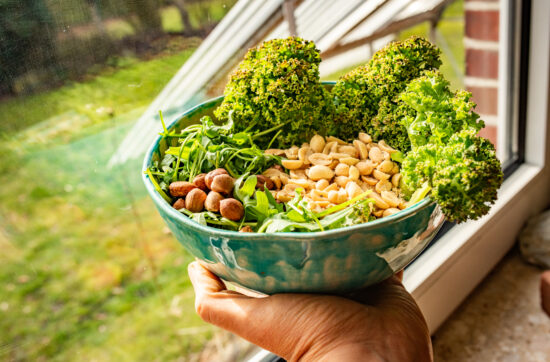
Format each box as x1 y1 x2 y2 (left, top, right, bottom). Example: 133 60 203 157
214 37 333 148
431 130 503 223
399 71 502 222
331 36 442 150
399 71 485 148
401 130 502 223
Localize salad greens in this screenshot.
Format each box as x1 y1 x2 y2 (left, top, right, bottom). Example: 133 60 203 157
150 113 281 193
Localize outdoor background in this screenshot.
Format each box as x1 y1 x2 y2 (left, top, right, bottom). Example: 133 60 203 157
0 0 464 360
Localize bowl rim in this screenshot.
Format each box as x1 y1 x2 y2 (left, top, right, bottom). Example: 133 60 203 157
142 89 434 240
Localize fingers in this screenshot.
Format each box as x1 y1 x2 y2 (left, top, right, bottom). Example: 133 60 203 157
187 262 321 360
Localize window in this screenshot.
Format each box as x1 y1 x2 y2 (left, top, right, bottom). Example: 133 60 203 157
1 0 548 361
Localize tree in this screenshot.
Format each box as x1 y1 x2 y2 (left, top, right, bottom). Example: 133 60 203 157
123 0 163 37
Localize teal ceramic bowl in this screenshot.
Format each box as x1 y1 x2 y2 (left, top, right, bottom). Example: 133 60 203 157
142 91 445 294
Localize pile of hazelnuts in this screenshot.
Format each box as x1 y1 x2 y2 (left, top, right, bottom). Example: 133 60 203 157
169 168 277 224
169 168 244 221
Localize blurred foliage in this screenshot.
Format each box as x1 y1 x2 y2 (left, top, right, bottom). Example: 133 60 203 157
0 0 58 95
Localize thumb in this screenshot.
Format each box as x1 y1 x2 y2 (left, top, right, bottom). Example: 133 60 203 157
187 262 318 360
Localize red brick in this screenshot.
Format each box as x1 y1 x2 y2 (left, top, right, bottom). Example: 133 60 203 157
478 125 497 147
466 48 499 79
541 271 550 317
466 10 500 41
467 86 499 115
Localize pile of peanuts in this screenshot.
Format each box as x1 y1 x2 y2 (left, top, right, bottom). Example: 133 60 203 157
263 133 408 218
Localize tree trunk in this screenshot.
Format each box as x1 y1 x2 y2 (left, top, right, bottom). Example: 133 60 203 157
171 0 194 33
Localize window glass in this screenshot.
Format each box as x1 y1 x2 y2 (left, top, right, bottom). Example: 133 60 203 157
0 0 516 360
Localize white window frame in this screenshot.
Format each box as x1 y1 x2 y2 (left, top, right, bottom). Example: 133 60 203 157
403 0 550 333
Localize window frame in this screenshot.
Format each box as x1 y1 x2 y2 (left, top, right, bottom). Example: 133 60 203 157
403 0 550 333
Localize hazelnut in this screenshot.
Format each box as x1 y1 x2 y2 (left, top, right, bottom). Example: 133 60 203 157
205 168 228 189
210 174 235 195
204 191 224 212
219 198 244 221
239 226 254 233
256 175 275 190
185 188 207 212
172 198 185 210
169 181 196 197
193 173 208 190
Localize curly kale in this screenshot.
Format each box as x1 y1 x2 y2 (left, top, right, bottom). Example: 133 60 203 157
432 130 503 222
399 71 502 222
332 36 442 150
214 37 333 148
399 71 485 148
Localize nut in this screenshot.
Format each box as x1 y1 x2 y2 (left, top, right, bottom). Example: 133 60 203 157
298 146 311 165
172 198 185 210
205 168 228 189
345 181 362 199
339 157 360 166
169 181 197 197
334 176 350 187
369 147 384 164
308 153 332 166
373 169 391 181
185 188 207 212
310 135 326 153
326 136 347 145
359 132 372 144
239 226 254 232
381 191 400 208
193 174 208 191
369 192 389 209
378 140 396 153
353 140 369 160
281 159 303 170
264 149 285 156
391 173 402 188
210 174 235 195
284 146 299 160
356 161 375 175
205 191 224 212
339 145 359 158
322 141 338 154
375 179 392 194
335 163 350 177
316 179 329 190
383 208 401 217
307 165 334 181
256 175 275 190
290 170 307 179
361 175 378 186
348 166 360 181
377 160 394 174
219 198 244 221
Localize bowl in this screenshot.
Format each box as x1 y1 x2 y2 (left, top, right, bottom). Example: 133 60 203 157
142 88 445 294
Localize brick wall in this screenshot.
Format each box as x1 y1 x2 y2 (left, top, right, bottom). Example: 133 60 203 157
464 0 500 147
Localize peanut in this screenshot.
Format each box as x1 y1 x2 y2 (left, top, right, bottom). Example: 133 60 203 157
348 165 360 181
356 160 375 175
310 135 326 153
281 159 303 170
369 147 384 164
353 140 369 160
307 165 334 181
256 175 275 190
359 132 372 144
335 163 350 177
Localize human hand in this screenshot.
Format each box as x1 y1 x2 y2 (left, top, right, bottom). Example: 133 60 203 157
188 262 432 362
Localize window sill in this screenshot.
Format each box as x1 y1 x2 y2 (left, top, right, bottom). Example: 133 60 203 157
403 163 548 332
